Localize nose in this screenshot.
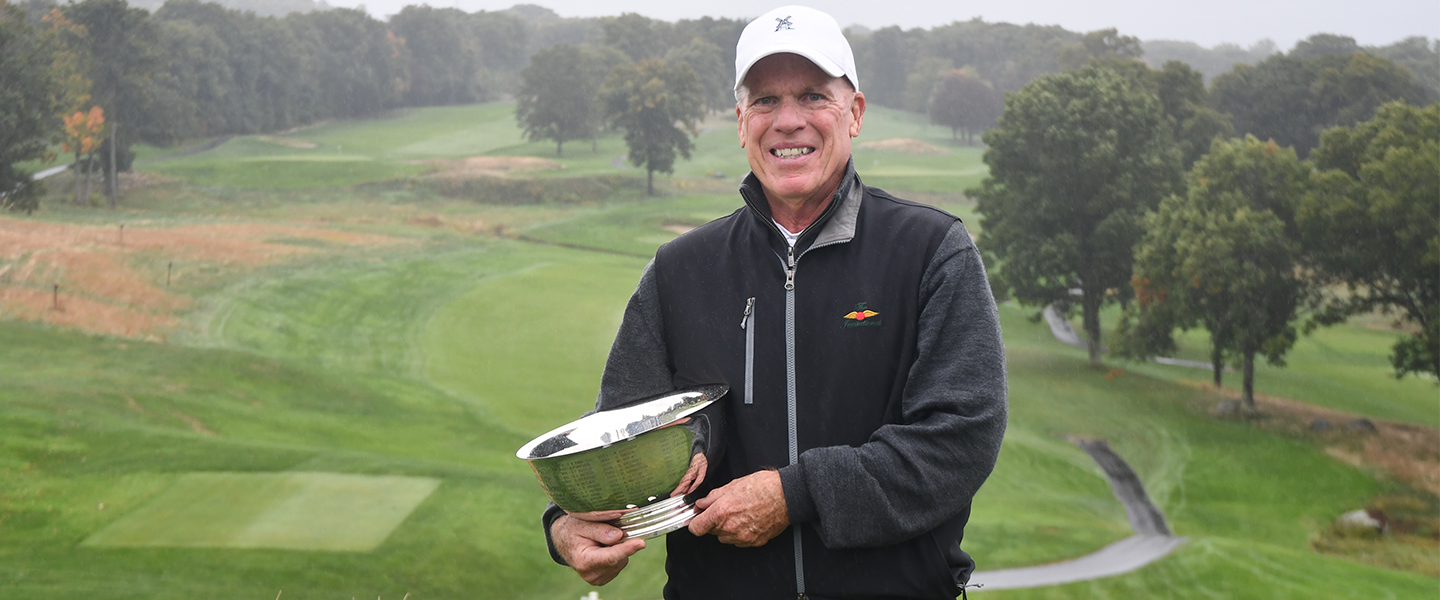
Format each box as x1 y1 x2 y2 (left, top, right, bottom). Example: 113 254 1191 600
772 97 806 133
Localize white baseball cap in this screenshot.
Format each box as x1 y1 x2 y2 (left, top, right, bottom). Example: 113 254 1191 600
734 5 859 93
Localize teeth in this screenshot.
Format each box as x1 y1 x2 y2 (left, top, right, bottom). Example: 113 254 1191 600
771 147 814 158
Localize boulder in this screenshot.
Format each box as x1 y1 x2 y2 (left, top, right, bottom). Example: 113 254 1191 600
1344 418 1377 433
1334 509 1384 537
1309 418 1333 432
1210 399 1244 418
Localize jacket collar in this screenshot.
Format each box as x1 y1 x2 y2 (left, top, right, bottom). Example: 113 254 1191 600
739 158 861 253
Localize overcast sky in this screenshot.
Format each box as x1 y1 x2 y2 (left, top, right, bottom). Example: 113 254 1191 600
331 0 1438 50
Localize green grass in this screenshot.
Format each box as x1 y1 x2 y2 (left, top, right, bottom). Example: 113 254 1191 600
83 472 440 551
130 102 989 198
5 102 1436 599
1059 305 1440 427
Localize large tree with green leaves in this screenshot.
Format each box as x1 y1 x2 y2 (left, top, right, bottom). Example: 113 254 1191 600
1120 136 1312 409
515 44 624 157
0 0 63 213
973 64 1183 366
1299 102 1440 379
601 58 704 195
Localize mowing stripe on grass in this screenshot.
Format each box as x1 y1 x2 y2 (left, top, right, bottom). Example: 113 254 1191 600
83 472 439 552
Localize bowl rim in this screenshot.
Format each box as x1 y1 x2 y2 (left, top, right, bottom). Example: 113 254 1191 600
515 385 727 461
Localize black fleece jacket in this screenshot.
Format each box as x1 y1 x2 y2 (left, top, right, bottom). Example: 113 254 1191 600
544 161 1008 599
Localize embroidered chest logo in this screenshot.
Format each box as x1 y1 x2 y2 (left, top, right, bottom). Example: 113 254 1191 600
774 16 793 31
842 302 881 328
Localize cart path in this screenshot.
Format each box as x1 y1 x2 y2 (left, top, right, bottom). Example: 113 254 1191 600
968 439 1186 591
1042 303 1221 371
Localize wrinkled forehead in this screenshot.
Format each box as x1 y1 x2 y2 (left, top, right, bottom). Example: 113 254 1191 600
740 53 854 97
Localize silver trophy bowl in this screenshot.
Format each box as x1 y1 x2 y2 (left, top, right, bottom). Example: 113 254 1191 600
517 385 727 539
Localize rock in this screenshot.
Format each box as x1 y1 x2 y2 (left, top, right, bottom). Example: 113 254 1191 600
1334 509 1384 537
1309 418 1333 432
1344 418 1377 433
1210 399 1244 418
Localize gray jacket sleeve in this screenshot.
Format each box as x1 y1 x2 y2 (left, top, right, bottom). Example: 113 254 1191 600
542 260 673 565
777 221 1009 548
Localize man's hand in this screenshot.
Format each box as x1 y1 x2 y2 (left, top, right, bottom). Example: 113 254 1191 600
687 469 789 547
551 510 646 586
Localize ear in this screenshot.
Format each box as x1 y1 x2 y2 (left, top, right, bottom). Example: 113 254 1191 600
736 105 746 147
849 92 866 138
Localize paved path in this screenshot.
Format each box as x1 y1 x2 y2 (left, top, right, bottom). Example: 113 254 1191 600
1042 303 1220 371
31 164 69 181
969 535 1187 590
968 434 1187 591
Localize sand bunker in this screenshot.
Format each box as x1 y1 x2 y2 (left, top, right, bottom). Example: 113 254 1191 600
422 156 564 180
0 217 403 339
857 138 950 155
255 135 319 149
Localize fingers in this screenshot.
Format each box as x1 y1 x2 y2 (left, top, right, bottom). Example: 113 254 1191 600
687 502 718 536
574 538 646 586
684 471 788 548
553 514 647 586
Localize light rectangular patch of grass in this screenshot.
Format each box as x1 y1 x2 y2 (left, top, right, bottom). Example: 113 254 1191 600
83 472 440 552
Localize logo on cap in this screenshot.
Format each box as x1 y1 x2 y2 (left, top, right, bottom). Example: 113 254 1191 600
775 16 793 31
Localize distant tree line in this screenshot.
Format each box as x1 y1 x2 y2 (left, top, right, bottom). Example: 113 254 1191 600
1 0 1436 208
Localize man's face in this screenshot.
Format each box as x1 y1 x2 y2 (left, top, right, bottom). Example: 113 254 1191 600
737 53 865 207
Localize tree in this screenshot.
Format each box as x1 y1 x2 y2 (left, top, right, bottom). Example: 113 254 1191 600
972 64 1183 367
0 0 63 214
851 25 913 108
62 0 161 206
515 44 621 157
1152 61 1233 168
1298 102 1440 379
927 68 1002 144
601 59 704 195
902 55 952 113
1120 136 1312 408
602 12 674 62
62 104 106 205
289 8 405 119
1211 39 1430 156
1058 28 1143 70
390 6 484 106
664 37 729 114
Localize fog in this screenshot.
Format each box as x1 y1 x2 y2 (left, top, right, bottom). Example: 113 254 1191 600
330 0 1439 50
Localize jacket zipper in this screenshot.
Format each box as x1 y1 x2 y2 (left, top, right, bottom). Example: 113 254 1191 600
741 297 755 405
784 250 803 598
742 182 851 600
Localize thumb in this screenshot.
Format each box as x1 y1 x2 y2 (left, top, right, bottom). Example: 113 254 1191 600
688 505 718 536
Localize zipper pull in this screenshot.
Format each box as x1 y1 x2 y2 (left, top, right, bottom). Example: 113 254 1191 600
741 297 754 329
784 246 796 291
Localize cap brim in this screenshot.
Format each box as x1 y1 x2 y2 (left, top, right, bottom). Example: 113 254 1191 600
734 44 847 91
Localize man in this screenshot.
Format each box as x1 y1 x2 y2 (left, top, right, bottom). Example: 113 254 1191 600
544 6 1007 598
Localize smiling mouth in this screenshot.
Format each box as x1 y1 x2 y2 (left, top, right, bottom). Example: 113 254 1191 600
771 147 814 158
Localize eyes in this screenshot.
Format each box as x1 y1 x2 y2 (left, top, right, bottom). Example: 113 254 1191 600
752 92 829 107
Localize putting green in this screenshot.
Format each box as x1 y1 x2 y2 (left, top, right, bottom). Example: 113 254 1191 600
83 472 440 552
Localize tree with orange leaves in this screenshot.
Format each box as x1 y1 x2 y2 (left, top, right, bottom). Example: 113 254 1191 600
62 105 107 205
